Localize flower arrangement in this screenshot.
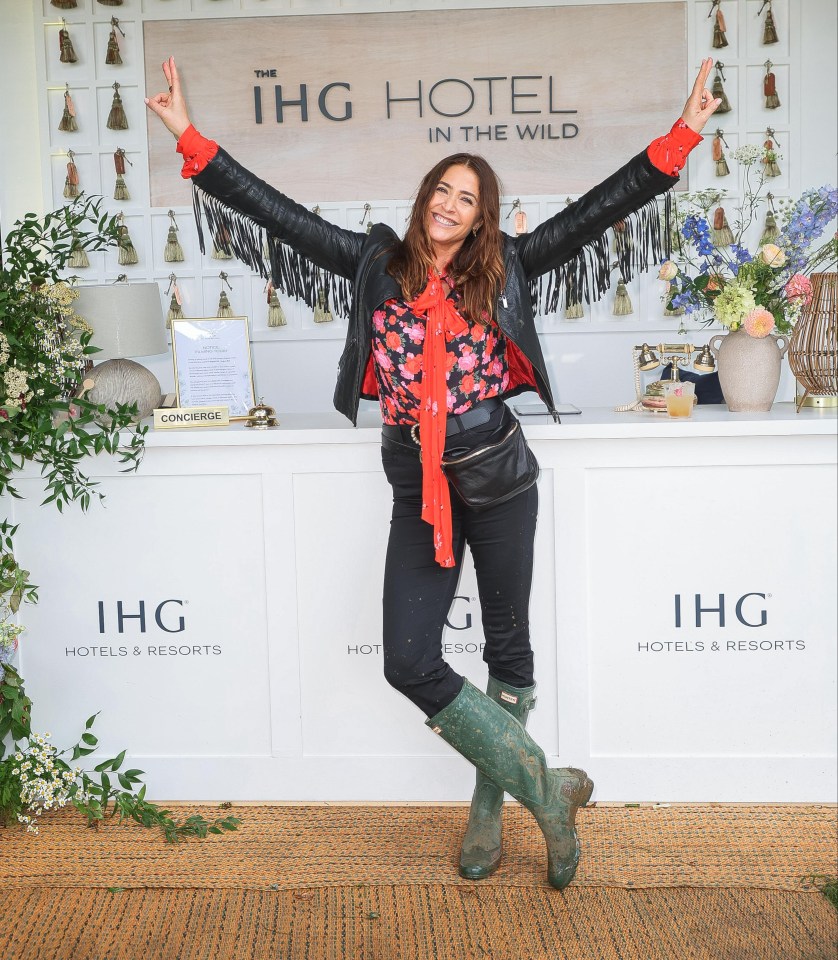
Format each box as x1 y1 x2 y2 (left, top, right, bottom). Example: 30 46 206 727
0 199 239 842
660 146 837 336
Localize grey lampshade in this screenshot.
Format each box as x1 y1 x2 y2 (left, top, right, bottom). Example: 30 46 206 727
74 282 167 363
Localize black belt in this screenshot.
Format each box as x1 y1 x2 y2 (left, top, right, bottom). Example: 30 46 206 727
381 396 503 447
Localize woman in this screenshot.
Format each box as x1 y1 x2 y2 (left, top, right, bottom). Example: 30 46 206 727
147 57 719 889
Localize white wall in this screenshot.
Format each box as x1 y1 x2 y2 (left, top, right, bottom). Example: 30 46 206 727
2 0 836 414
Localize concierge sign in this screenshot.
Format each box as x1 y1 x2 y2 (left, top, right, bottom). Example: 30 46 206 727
144 3 686 204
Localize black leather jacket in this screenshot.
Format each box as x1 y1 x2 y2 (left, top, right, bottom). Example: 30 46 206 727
192 147 677 424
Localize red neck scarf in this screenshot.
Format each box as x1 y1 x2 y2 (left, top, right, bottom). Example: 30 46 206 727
408 271 469 568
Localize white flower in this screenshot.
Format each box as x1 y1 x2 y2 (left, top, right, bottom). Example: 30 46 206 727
733 144 762 165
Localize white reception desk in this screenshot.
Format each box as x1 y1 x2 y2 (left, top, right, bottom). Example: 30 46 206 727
11 404 837 803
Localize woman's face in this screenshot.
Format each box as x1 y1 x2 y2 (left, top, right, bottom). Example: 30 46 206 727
425 164 481 259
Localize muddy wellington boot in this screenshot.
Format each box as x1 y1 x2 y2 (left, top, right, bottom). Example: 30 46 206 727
458 678 537 879
427 679 593 890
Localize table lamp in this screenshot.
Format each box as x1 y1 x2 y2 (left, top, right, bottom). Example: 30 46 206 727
73 278 168 422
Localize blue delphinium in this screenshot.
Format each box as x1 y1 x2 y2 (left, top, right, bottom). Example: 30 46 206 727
682 214 714 257
781 187 838 273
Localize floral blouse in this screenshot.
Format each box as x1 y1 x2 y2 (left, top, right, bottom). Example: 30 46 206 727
371 282 509 425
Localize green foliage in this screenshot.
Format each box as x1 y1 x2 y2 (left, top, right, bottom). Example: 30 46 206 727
0 200 236 845
0 707 241 842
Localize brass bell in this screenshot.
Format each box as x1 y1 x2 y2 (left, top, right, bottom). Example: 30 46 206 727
245 398 278 429
637 343 660 371
693 344 716 373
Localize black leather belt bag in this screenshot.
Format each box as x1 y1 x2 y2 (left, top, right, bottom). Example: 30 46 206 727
381 398 539 512
441 418 539 512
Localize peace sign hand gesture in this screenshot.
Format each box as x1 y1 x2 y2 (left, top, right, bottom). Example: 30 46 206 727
680 57 721 135
145 56 192 140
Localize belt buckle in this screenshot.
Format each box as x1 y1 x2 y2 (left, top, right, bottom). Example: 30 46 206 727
410 423 422 462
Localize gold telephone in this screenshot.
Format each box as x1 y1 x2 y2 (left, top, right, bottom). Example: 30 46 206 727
616 343 715 412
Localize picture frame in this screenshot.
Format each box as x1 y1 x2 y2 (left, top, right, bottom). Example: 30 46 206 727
170 317 256 420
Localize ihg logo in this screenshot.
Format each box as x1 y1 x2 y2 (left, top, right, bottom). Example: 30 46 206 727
97 599 186 634
674 593 769 628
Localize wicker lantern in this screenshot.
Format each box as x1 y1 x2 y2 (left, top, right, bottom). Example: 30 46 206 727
788 272 838 410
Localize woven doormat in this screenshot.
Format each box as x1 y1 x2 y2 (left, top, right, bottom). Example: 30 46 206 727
1 803 835 892
2 886 836 960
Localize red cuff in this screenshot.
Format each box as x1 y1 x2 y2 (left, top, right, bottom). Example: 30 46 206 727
646 118 703 177
176 125 219 179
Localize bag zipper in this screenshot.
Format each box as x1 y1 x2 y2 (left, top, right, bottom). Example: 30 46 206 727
441 421 519 467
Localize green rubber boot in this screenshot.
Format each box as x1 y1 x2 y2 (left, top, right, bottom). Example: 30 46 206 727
428 678 593 890
458 678 537 880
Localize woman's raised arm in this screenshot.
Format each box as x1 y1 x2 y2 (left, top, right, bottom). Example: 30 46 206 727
515 59 721 284
145 57 365 287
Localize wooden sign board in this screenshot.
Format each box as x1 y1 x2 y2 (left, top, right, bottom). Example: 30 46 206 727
145 4 687 206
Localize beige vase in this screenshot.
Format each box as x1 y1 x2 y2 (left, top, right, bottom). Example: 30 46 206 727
708 327 790 412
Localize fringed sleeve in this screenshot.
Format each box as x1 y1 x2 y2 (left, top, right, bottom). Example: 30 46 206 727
517 150 678 316
191 147 364 320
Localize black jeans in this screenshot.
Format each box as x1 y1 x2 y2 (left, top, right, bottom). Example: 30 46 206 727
380 405 539 718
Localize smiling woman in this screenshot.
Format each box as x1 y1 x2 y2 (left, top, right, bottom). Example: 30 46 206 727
146 54 719 890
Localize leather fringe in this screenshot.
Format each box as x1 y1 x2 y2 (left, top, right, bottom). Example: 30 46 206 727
529 192 673 315
193 184 672 321
193 186 352 320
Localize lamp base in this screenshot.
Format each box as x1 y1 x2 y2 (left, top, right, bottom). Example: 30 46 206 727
798 394 838 408
86 358 162 424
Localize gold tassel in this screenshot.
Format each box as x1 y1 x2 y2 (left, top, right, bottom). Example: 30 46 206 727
107 82 128 130
564 301 584 319
105 18 124 65
58 85 77 132
63 150 80 199
711 1 728 49
712 131 730 177
313 289 333 323
212 227 233 259
59 24 77 63
68 241 89 269
113 148 130 200
712 206 734 247
216 272 234 317
763 135 781 177
764 63 780 109
164 210 184 262
117 219 138 265
167 293 183 328
761 1 779 44
267 282 286 327
165 274 184 329
217 291 234 318
164 226 184 262
612 279 633 316
712 68 732 113
760 206 780 246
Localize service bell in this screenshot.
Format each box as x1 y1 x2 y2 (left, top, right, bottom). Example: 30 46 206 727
245 398 279 429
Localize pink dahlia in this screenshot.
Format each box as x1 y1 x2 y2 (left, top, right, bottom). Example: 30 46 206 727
743 307 776 338
784 273 813 305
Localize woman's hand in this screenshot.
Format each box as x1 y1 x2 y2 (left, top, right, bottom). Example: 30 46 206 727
680 57 721 134
144 56 191 140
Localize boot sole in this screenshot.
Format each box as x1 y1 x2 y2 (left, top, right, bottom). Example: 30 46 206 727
459 848 502 880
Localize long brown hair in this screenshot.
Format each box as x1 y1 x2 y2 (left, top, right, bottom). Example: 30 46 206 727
387 153 505 324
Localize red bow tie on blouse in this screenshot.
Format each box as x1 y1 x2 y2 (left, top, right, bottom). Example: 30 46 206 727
408 271 469 568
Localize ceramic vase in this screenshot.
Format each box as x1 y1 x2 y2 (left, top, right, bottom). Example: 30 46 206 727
708 327 789 412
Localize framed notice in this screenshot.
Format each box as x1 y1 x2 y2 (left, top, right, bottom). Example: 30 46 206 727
171 317 256 419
